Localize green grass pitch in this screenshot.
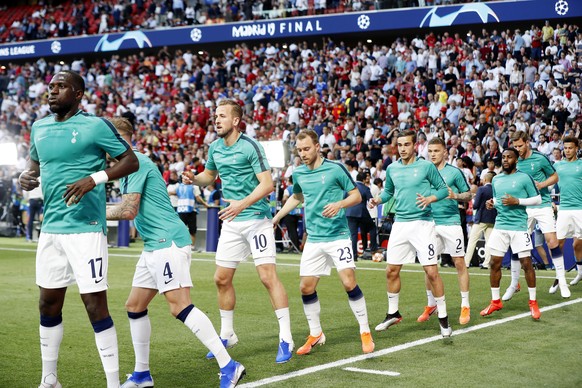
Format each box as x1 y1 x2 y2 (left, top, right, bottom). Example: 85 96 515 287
0 237 581 387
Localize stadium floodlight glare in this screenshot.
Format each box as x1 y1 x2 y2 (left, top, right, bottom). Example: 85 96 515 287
0 143 17 166
367 39 372 43
259 140 288 169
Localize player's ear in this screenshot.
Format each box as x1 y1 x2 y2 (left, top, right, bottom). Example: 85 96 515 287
233 116 240 127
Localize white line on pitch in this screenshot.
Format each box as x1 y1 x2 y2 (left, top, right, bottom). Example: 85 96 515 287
239 298 582 387
343 367 400 376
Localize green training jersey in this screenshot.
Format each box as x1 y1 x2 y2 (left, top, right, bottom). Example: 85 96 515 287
379 157 448 222
492 171 540 231
517 151 555 208
121 152 191 251
554 159 582 210
206 133 271 221
432 163 470 226
293 159 355 242
30 111 130 234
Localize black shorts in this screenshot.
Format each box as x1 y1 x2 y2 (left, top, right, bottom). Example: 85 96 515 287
179 212 197 235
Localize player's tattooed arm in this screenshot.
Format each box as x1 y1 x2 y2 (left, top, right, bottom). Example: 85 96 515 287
106 193 141 220
449 188 473 202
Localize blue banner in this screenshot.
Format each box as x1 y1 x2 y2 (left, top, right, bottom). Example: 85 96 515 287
0 0 580 60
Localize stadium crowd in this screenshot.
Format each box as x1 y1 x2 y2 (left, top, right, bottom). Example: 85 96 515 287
1 20 581 241
1 0 496 43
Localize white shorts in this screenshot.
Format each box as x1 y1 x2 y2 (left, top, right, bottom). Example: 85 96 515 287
300 239 356 277
36 232 109 294
487 229 532 258
556 209 582 240
435 225 465 257
133 243 193 294
215 218 277 269
527 207 556 234
386 220 439 266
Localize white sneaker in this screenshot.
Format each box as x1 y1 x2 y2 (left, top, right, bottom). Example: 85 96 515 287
571 273 582 286
559 283 571 298
502 284 520 301
39 381 62 388
439 322 453 338
39 374 61 388
548 279 559 294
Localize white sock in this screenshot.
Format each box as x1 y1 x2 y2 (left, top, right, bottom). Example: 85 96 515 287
303 299 322 337
528 287 537 300
434 295 448 318
219 309 234 339
491 287 500 301
94 326 120 388
510 260 520 288
348 296 371 334
40 323 63 386
460 291 470 308
577 261 582 275
184 307 231 368
552 256 566 284
387 292 399 314
426 290 437 307
275 307 293 344
128 315 151 372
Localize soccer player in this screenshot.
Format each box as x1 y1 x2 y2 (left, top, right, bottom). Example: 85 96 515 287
19 71 139 388
272 130 375 355
480 148 542 320
106 117 245 388
507 131 570 299
421 137 472 325
182 99 293 363
369 130 452 338
554 137 582 286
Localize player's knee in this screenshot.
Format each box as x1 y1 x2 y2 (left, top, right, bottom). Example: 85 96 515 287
38 298 60 316
125 298 140 313
300 283 315 295
214 272 232 288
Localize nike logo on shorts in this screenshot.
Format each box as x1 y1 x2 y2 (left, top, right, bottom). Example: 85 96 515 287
165 278 174 285
94 278 104 284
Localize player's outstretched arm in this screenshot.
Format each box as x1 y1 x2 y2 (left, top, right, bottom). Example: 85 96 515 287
63 148 139 206
535 171 558 190
273 193 303 225
19 159 40 191
448 187 473 202
501 193 542 207
182 168 218 186
106 193 141 220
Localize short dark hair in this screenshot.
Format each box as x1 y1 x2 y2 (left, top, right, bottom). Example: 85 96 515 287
563 136 579 147
59 70 85 93
397 129 417 143
504 147 520 158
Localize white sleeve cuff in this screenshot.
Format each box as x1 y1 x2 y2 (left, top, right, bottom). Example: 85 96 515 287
90 170 109 185
518 195 542 206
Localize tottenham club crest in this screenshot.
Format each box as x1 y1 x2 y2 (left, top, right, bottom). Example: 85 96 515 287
71 130 79 144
